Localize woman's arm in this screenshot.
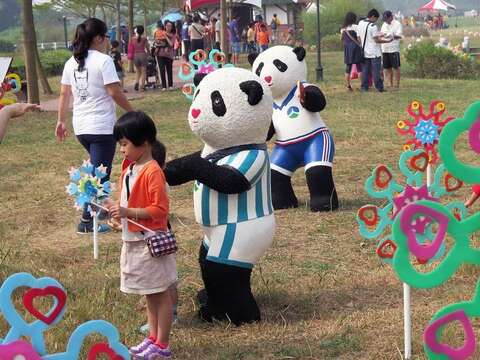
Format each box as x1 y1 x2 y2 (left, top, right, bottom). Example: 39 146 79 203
145 37 150 53
0 103 41 143
106 83 133 112
55 84 72 142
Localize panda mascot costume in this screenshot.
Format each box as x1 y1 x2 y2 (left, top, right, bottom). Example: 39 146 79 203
248 46 339 212
164 67 276 325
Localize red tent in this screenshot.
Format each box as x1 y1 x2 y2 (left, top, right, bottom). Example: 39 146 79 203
419 0 456 12
189 0 219 9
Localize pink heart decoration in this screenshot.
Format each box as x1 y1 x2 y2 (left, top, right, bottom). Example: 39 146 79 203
468 117 480 154
400 204 449 261
424 310 476 360
0 340 43 360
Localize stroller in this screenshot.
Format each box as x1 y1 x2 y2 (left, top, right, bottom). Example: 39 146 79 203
145 55 159 89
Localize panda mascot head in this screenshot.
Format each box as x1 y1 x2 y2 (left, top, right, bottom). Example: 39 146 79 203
188 67 273 154
248 46 307 99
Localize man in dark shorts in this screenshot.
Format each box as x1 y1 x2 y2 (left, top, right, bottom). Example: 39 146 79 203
381 11 403 89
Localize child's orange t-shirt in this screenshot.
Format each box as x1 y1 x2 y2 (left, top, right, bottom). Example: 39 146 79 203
257 31 269 46
154 29 167 40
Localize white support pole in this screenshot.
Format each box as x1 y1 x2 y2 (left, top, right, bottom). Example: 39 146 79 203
403 282 412 359
427 163 433 187
93 209 99 260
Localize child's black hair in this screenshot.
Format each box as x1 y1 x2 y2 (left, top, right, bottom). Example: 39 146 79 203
111 40 120 48
114 111 166 167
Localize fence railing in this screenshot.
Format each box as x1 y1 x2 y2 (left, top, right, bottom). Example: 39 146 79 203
36 42 71 50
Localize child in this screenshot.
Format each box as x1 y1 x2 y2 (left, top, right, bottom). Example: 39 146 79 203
257 24 270 52
110 40 126 92
247 22 255 53
107 111 176 359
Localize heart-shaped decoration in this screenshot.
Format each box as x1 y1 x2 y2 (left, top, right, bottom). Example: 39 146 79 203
444 173 463 192
191 108 201 119
88 343 124 360
181 63 192 76
374 165 393 189
409 152 429 172
23 286 67 325
0 340 42 360
424 310 476 359
357 205 379 227
400 203 449 261
376 239 397 259
468 117 480 154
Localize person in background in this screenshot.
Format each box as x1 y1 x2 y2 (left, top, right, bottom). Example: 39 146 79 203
110 40 126 92
214 14 221 49
357 9 392 92
257 23 270 52
130 25 150 91
254 15 265 52
381 11 403 90
241 25 248 53
341 12 363 91
247 22 256 53
156 21 177 91
228 14 241 64
181 15 192 60
284 27 295 46
209 17 218 50
56 17 133 234
0 103 41 144
270 13 280 45
189 15 205 53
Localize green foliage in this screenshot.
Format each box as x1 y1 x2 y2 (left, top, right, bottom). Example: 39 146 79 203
10 49 72 78
0 39 15 53
0 0 20 32
321 33 343 51
405 40 480 79
302 0 382 45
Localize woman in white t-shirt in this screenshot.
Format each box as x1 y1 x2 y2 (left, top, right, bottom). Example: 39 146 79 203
56 17 133 234
189 15 206 52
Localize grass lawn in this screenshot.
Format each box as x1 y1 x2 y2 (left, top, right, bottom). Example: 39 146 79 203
1 50 480 359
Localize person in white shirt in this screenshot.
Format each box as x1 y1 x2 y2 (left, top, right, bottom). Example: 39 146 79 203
56 17 133 234
357 9 393 92
381 11 403 89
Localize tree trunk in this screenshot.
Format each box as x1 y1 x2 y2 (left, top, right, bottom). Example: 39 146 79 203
21 0 40 104
128 0 134 72
101 5 107 24
34 46 53 95
116 0 122 51
161 0 166 16
143 0 147 30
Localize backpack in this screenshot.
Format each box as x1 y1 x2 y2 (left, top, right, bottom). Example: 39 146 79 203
270 19 277 30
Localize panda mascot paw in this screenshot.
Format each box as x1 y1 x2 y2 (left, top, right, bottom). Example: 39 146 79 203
249 46 340 212
165 68 276 325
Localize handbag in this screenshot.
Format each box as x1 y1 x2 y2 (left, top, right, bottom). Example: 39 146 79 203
125 164 178 257
350 64 359 80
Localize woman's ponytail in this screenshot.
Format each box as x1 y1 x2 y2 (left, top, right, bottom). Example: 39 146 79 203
72 18 108 71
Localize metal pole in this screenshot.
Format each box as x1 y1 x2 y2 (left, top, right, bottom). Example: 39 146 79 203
63 16 68 48
315 0 323 81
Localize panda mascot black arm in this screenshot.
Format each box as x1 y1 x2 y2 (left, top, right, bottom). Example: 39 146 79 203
164 151 251 194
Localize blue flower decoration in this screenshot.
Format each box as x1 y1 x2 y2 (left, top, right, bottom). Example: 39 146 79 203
414 120 439 145
69 169 81 182
66 183 78 196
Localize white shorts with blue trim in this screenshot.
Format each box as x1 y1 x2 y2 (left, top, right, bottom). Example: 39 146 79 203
202 214 275 268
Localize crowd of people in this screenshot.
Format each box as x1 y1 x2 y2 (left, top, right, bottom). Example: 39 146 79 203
341 9 403 92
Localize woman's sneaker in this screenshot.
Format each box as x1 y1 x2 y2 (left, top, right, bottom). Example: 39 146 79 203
136 344 172 359
76 222 111 234
129 338 154 356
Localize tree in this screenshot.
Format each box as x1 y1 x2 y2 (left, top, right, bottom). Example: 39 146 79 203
21 0 40 104
128 0 134 72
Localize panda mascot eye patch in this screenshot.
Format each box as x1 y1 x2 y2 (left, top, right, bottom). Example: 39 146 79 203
211 90 227 116
273 59 288 72
255 62 264 77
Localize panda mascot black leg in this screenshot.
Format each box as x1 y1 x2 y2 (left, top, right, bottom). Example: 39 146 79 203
271 169 298 210
306 165 339 212
198 243 261 325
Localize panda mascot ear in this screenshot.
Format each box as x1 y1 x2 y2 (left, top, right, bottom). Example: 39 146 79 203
239 80 264 106
194 73 208 87
293 46 306 62
248 52 259 66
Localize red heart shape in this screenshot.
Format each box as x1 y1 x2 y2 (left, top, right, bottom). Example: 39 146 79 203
191 108 201 119
88 343 124 360
444 173 463 192
23 286 66 325
374 165 393 189
358 205 379 227
376 239 397 259
181 63 192 75
409 152 429 172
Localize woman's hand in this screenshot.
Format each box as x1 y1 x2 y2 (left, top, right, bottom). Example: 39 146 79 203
55 121 68 142
4 103 41 118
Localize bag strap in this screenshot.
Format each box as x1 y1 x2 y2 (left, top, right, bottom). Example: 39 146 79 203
192 24 203 37
362 21 371 52
343 28 362 48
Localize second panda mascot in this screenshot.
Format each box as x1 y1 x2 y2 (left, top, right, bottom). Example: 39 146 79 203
249 46 339 212
164 67 275 325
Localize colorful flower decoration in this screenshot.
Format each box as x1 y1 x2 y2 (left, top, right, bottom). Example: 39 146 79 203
390 101 480 359
356 149 465 264
396 100 454 164
0 272 130 359
0 73 21 109
178 49 234 100
66 160 111 212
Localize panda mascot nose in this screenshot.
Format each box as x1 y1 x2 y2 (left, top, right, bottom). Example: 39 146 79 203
191 108 201 119
264 76 272 84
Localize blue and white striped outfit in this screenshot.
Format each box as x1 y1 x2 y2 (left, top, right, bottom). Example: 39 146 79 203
194 149 276 268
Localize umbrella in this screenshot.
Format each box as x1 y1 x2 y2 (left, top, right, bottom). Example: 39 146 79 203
419 0 456 12
162 12 184 23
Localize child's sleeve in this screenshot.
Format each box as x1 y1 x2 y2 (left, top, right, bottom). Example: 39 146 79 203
145 169 169 221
